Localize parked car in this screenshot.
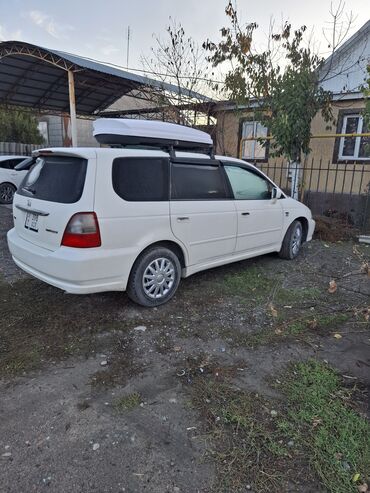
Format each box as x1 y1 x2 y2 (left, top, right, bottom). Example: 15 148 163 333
7 119 315 307
0 155 30 204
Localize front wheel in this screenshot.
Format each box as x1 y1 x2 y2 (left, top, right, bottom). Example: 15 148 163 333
279 220 303 260
127 246 181 307
0 183 16 204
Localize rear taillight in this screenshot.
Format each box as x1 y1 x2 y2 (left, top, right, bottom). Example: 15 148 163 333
61 212 101 248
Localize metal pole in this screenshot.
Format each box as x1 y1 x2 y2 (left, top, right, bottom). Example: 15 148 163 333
68 69 77 147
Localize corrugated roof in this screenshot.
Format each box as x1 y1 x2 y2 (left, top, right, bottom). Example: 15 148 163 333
0 41 211 115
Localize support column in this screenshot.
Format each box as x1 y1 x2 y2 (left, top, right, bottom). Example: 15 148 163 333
68 69 77 147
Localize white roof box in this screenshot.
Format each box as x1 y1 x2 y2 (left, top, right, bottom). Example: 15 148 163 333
93 118 213 151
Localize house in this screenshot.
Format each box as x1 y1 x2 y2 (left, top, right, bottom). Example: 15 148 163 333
212 20 370 228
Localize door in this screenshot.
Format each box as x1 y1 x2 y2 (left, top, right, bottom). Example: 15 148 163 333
170 160 237 265
223 164 283 254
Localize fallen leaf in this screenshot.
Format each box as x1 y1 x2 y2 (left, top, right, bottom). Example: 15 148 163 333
274 328 283 335
360 261 370 277
268 302 278 318
353 473 360 483
357 483 368 493
333 333 342 340
328 280 337 293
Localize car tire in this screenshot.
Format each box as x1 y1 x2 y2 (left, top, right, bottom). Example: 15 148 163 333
0 183 16 204
127 246 181 307
279 220 303 260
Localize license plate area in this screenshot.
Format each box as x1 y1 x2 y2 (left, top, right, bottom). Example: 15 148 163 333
25 212 39 232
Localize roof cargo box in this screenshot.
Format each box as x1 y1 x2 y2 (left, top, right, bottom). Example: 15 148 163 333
93 118 214 154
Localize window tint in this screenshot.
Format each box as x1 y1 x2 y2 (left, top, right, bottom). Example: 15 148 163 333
11 158 26 168
0 159 12 169
224 165 271 200
0 159 25 169
18 156 87 203
112 157 169 201
171 162 228 200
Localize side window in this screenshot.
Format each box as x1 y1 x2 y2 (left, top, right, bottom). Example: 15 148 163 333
0 159 11 169
224 165 271 200
112 157 169 201
171 162 228 200
9 159 25 169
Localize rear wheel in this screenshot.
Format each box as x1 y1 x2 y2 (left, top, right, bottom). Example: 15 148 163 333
0 183 16 204
279 220 303 260
127 246 181 307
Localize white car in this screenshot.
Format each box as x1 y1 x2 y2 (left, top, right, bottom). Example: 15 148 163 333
7 119 315 307
0 155 30 204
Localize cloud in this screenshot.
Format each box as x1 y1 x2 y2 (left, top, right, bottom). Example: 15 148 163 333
28 10 73 39
100 44 120 56
0 24 22 41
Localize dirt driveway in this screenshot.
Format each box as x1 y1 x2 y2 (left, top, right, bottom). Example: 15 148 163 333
0 205 369 493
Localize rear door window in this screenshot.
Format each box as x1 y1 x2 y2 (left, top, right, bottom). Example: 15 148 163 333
171 162 229 200
18 156 87 203
0 159 25 169
0 159 12 169
112 157 169 201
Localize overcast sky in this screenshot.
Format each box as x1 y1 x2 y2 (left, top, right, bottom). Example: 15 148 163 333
0 0 368 73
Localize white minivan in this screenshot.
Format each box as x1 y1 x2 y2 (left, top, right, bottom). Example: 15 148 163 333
7 119 315 307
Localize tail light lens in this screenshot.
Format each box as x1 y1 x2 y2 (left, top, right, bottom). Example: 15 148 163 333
61 212 101 248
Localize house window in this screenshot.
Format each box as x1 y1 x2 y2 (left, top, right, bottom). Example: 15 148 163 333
240 121 268 161
338 114 370 161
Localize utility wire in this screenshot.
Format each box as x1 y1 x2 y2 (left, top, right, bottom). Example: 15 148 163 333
57 48 226 85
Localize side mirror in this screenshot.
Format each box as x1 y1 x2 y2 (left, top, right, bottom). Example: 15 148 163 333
271 187 282 199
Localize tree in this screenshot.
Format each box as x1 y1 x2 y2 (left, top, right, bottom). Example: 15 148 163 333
141 19 212 125
203 1 354 197
0 106 44 144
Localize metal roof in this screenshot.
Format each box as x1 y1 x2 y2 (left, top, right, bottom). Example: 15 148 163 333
0 41 211 116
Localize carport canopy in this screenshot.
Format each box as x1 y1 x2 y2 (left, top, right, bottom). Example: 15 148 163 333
0 40 210 145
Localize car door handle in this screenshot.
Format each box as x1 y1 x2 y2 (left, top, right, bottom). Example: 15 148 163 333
177 216 190 222
241 212 250 216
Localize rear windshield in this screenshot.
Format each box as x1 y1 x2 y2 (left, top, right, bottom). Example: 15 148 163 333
17 156 87 203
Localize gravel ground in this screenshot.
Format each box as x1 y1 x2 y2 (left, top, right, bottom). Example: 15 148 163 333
0 204 369 493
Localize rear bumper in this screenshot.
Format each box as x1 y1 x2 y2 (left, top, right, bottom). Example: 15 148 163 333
7 228 131 294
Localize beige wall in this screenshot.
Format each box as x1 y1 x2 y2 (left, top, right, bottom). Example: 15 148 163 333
215 100 370 195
